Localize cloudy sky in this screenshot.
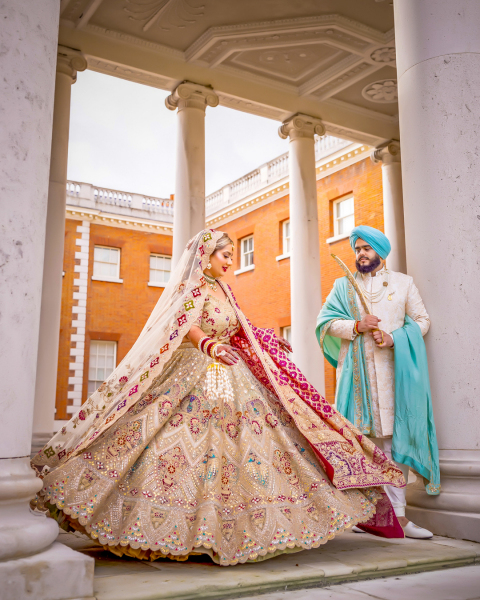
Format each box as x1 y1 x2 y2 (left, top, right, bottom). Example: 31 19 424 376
67 70 289 198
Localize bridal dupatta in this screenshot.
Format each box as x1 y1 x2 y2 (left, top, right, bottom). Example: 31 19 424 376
32 229 404 538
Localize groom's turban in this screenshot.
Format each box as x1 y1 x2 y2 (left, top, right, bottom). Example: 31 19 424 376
349 225 391 259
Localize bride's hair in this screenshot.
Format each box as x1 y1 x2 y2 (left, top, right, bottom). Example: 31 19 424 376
214 232 234 251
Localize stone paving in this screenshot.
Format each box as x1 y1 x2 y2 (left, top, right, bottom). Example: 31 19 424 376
59 529 480 600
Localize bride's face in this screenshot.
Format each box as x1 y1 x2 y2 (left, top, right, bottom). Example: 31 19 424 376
206 244 234 278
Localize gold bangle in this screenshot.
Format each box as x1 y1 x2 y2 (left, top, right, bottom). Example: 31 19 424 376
209 342 221 359
197 335 209 351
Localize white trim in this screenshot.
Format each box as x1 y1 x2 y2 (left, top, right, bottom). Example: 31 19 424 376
91 276 123 283
326 232 351 244
148 282 167 288
276 253 290 262
240 235 254 270
282 219 291 255
234 264 255 276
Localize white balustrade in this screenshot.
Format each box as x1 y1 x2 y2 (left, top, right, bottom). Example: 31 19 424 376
205 135 351 217
65 181 174 221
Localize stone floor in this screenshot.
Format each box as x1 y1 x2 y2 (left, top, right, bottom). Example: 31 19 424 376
59 529 480 600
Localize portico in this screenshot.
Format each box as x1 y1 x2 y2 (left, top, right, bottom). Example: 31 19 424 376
1 0 480 597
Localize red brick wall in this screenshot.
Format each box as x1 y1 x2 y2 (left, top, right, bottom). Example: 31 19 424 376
82 225 173 404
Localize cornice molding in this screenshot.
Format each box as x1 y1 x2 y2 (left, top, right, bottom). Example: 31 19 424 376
279 113 325 140
165 81 219 112
66 206 173 235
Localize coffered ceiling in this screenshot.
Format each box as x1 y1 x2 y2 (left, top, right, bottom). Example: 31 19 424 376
59 0 399 146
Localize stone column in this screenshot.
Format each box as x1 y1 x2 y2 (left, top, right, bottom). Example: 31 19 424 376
32 47 87 455
394 0 480 542
371 141 406 273
0 2 94 596
279 114 326 395
166 81 219 266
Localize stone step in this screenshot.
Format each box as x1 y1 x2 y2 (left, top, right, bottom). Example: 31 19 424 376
59 530 480 600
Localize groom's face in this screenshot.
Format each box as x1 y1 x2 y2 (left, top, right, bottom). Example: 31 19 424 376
355 238 381 274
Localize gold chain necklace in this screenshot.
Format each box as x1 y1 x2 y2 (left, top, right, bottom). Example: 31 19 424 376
355 269 389 306
204 272 218 291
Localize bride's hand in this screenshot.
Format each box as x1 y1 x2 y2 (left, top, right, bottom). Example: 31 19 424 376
278 336 292 353
214 344 239 366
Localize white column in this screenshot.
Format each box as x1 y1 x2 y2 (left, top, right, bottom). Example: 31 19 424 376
166 82 219 266
394 0 480 542
0 2 94 596
279 114 326 395
32 48 87 454
371 141 406 273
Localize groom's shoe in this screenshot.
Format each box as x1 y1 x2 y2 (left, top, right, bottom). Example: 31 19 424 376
403 521 433 539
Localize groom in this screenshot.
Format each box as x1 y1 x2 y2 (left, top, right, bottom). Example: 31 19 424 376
316 225 440 539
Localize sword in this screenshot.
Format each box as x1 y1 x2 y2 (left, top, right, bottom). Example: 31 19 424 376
330 253 371 316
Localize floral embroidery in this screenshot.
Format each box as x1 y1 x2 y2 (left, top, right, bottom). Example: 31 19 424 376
184 300 195 311
150 357 159 368
160 343 169 354
177 314 187 326
170 330 178 340
129 385 138 396
140 371 149 383
119 376 128 384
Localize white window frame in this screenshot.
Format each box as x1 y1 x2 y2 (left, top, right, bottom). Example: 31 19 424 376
235 235 255 275
328 195 355 244
88 340 117 395
148 253 172 288
276 220 291 261
92 245 123 283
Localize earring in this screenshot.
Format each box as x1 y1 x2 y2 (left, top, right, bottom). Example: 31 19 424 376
207 262 211 270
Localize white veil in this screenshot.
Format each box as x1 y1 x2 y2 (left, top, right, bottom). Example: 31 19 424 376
33 229 224 472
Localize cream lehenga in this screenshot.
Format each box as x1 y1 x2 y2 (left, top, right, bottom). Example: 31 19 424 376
32 230 405 566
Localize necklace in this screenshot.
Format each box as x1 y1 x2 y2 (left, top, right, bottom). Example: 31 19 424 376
204 272 218 291
355 269 389 308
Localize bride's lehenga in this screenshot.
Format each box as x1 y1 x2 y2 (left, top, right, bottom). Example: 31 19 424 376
41 294 382 565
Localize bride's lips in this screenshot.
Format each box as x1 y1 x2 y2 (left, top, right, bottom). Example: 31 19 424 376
222 266 228 272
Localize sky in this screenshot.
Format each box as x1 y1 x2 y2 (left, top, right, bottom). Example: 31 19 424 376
67 70 289 198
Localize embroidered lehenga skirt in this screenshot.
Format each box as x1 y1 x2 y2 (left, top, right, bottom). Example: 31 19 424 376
40 296 382 565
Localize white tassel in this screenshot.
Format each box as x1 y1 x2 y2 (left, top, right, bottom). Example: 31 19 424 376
206 362 234 430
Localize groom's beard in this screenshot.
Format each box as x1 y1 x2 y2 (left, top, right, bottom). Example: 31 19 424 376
356 254 381 274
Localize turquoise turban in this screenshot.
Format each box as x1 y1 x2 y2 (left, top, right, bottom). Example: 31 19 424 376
349 225 391 259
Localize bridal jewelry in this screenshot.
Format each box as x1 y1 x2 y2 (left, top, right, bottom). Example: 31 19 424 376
204 272 218 291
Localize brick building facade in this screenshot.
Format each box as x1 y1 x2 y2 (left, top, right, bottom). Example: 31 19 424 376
56 139 384 425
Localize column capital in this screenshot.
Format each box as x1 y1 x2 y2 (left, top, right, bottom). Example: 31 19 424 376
278 113 325 140
57 46 87 83
371 140 401 165
165 81 219 112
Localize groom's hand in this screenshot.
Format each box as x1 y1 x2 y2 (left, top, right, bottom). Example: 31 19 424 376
372 330 394 348
357 315 381 332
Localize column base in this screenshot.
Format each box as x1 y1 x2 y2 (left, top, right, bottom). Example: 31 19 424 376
407 449 480 543
0 541 95 600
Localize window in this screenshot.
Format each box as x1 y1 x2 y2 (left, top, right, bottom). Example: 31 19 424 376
93 246 120 280
241 235 254 269
88 341 117 395
333 196 355 237
282 220 291 255
149 254 171 286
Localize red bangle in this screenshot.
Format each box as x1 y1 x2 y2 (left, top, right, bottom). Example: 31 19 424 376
199 337 211 353
354 321 361 335
204 339 215 357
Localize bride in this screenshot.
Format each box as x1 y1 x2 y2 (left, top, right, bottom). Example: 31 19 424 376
32 229 405 566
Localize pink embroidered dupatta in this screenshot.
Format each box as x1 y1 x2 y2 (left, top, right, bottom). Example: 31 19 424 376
222 283 405 539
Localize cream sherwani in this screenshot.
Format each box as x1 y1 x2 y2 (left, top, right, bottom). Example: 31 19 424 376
328 267 430 438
